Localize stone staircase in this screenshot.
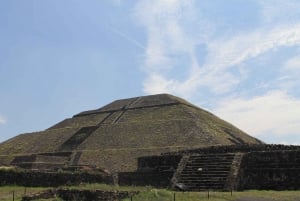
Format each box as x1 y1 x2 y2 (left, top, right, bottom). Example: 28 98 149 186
176 153 235 191
11 152 72 171
57 126 98 151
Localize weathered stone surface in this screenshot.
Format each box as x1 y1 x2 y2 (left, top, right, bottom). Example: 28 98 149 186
238 150 300 190
119 145 300 191
22 189 138 201
0 169 112 187
0 94 262 172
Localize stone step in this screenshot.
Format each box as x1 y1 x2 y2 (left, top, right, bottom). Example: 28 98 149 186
180 174 228 178
179 174 229 179
189 155 234 159
184 182 225 186
181 174 229 178
180 178 226 182
180 177 227 181
180 175 227 178
183 181 225 185
185 163 231 166
182 171 230 174
187 160 233 163
182 184 225 188
182 169 230 172
186 161 232 164
189 155 235 159
184 182 225 185
183 169 230 173
187 186 224 191
189 154 235 157
189 158 234 162
183 182 225 186
184 166 231 168
188 160 233 163
184 185 225 189
180 176 227 179
175 153 236 191
185 165 231 169
188 165 231 168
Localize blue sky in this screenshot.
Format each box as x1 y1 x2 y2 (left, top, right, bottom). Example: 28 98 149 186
1 0 300 145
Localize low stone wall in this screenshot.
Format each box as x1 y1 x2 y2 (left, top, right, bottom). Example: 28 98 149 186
22 189 139 201
22 189 55 201
237 150 300 190
57 189 138 201
164 144 300 155
10 152 72 171
0 169 112 187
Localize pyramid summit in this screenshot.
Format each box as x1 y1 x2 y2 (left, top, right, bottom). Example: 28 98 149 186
0 94 262 172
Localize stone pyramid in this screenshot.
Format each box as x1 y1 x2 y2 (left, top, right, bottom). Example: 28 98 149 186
0 94 262 172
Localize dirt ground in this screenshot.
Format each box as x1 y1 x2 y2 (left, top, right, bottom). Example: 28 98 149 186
235 197 281 201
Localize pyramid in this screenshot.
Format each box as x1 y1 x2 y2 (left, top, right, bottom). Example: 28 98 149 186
0 94 262 172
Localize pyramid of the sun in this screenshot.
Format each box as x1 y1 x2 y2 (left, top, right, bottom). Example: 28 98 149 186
0 94 262 172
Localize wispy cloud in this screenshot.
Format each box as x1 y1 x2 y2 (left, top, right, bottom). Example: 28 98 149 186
134 0 199 97
0 115 6 125
135 0 300 98
213 91 300 137
108 25 146 50
259 0 300 24
278 55 300 91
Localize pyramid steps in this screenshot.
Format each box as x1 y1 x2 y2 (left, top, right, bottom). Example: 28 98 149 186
11 152 71 171
176 153 235 191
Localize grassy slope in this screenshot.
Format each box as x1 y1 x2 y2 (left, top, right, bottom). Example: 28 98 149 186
0 184 299 201
0 186 49 201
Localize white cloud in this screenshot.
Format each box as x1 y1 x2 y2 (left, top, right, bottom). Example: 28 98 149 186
206 24 300 70
134 0 198 96
259 0 300 24
283 56 300 71
143 73 176 94
0 115 6 125
213 91 300 137
278 55 300 91
135 0 300 98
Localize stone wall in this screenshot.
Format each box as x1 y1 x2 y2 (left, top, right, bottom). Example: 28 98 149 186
118 171 173 187
137 155 181 171
119 155 181 187
10 152 72 171
22 189 139 201
119 146 300 191
237 150 300 190
165 144 300 155
0 169 112 187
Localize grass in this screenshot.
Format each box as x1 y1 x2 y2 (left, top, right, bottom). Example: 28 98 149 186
0 185 48 201
1 184 300 201
124 190 300 201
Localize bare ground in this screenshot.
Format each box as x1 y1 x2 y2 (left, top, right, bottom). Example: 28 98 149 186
235 197 278 201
